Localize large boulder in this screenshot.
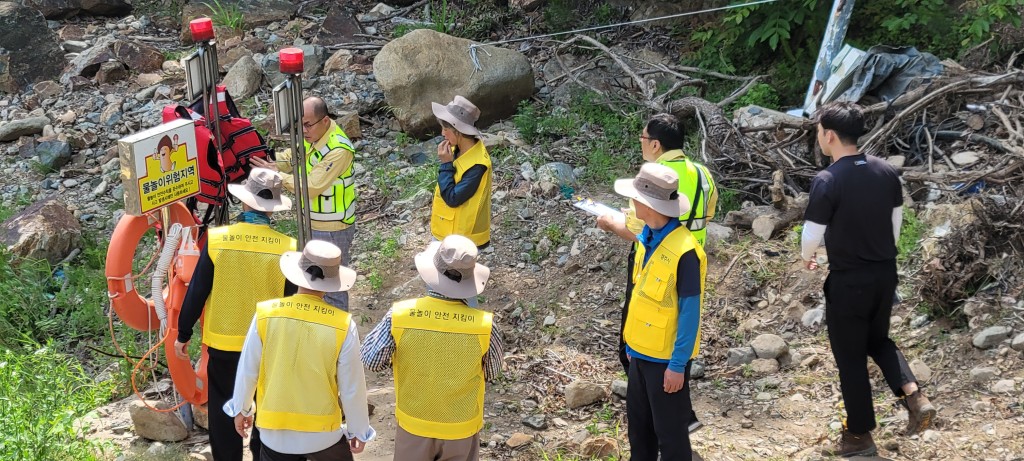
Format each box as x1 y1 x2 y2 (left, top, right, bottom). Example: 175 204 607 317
0 2 65 93
374 29 534 139
128 399 188 442
22 0 81 19
79 0 131 15
222 56 262 100
0 196 81 266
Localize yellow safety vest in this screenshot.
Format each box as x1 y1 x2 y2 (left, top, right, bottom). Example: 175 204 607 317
304 124 357 225
623 226 707 360
204 223 296 351
659 150 717 246
430 141 492 246
255 294 350 432
391 297 492 440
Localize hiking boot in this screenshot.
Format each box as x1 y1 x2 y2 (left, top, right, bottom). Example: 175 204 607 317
821 430 878 458
688 418 704 433
904 390 936 435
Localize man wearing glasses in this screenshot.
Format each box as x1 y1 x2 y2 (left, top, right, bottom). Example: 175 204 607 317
252 96 358 311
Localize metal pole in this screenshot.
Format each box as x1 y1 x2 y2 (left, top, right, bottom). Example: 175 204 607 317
801 0 856 115
196 39 228 226
287 75 312 247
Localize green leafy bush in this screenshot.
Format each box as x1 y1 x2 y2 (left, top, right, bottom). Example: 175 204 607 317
0 345 112 460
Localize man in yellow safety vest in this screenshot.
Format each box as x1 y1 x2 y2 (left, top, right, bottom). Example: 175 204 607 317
252 96 358 311
615 163 707 461
175 168 297 461
224 239 375 460
360 235 504 460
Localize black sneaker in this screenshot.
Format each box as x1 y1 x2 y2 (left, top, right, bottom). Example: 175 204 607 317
688 419 704 433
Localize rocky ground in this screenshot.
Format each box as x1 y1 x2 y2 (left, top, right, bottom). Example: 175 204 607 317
2 1 1023 460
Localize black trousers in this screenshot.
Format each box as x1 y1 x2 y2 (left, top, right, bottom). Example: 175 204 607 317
208 348 261 461
261 436 353 461
824 263 917 434
620 244 699 427
627 358 693 461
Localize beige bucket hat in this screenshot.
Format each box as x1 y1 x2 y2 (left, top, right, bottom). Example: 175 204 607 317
613 162 690 218
279 240 357 293
227 168 292 212
414 235 490 299
431 95 482 137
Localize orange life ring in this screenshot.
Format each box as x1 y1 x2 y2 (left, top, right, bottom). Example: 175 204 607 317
163 225 209 405
105 202 198 331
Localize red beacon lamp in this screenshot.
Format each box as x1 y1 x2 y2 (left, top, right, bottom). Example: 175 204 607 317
189 18 215 42
279 48 304 74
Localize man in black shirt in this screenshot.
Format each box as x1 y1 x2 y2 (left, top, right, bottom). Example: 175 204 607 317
801 102 935 457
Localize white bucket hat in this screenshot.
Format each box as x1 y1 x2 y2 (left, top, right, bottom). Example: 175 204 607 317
613 162 690 218
414 235 490 299
227 168 292 212
279 240 357 293
431 95 482 137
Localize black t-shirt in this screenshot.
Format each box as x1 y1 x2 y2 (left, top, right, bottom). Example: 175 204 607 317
804 153 903 270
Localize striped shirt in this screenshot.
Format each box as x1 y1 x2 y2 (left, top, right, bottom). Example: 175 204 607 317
360 293 504 381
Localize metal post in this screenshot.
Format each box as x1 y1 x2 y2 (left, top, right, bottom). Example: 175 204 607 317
287 75 312 247
801 0 856 115
194 38 228 225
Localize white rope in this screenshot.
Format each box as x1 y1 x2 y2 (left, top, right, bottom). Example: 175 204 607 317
469 0 779 71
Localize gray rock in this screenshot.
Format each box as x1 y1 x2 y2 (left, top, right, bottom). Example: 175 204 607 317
991 379 1015 393
0 117 50 142
727 347 756 366
802 307 825 327
690 361 705 379
521 414 547 430
520 162 536 181
611 379 628 399
750 334 788 359
374 29 533 139
969 366 998 383
62 40 90 53
35 140 72 171
61 35 116 84
909 359 932 383
973 325 1013 349
543 315 555 326
0 196 82 266
223 56 262 101
951 151 980 166
32 80 61 99
111 39 164 73
127 399 187 442
0 2 65 93
922 429 940 443
1011 332 1024 352
704 222 733 251
910 315 930 329
750 358 780 375
564 380 607 409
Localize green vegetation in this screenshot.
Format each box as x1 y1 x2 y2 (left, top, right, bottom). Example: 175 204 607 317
0 345 113 460
359 228 403 292
203 0 244 31
897 206 925 265
372 161 437 202
686 0 1024 106
514 91 643 184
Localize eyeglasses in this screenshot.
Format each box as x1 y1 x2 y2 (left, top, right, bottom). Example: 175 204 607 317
302 116 326 130
639 135 653 141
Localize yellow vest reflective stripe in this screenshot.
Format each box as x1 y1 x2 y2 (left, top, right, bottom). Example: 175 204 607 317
391 297 492 440
430 141 492 246
304 125 357 225
624 226 707 360
658 150 717 246
255 295 350 432
204 223 296 351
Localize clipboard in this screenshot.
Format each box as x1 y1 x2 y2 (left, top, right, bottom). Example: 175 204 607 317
572 196 624 222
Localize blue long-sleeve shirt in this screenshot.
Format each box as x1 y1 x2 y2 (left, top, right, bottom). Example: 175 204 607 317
626 219 702 373
437 161 488 208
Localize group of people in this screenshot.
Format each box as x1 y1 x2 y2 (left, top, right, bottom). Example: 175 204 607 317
170 92 935 461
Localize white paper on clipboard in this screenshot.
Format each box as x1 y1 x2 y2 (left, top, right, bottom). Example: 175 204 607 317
572 196 625 222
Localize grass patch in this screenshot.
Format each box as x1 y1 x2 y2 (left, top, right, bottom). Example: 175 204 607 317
513 91 642 184
897 206 924 265
0 344 114 460
202 0 244 31
358 228 403 292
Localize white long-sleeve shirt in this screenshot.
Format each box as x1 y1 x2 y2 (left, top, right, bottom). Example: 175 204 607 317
801 206 903 262
223 316 376 454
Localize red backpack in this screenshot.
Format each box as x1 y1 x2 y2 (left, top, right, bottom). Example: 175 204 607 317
161 86 273 209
